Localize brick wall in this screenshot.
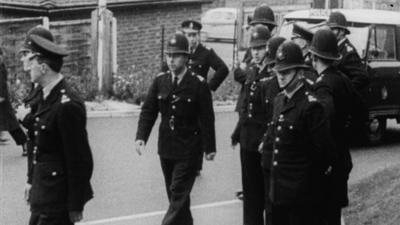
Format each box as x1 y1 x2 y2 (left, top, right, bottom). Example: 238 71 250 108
113 3 204 75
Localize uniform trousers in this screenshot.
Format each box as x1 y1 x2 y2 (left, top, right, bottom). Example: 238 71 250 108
271 204 321 225
29 211 72 225
160 156 198 225
240 148 266 225
262 169 272 225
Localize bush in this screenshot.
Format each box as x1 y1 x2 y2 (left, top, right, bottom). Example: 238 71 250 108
65 72 98 101
112 65 155 105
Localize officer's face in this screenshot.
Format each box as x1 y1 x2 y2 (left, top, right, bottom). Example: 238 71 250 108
251 45 267 64
166 53 188 74
20 50 35 72
29 56 45 83
276 69 296 88
184 31 200 49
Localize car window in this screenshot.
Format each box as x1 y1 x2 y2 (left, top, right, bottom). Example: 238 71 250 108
368 26 397 60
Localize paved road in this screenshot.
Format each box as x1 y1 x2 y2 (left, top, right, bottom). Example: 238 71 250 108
1 112 400 225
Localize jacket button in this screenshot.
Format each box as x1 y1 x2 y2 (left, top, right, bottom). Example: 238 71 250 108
52 171 57 176
172 95 176 99
41 125 46 130
250 92 254 96
275 137 280 142
248 114 252 118
34 131 38 136
289 126 294 130
33 160 37 165
172 105 176 110
274 149 279 154
273 161 278 166
277 126 282 131
34 146 37 150
35 117 39 122
265 99 269 103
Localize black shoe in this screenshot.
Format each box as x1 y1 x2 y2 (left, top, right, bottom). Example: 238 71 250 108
236 191 243 200
22 144 28 157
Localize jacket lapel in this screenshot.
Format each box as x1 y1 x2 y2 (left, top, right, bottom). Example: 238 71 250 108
279 85 305 114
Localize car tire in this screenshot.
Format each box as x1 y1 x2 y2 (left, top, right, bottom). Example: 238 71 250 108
367 117 386 145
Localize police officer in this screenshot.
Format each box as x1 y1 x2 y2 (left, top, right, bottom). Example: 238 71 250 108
235 4 276 113
181 20 229 91
231 24 271 225
309 29 364 225
240 4 277 66
22 30 94 225
327 11 369 91
135 33 216 225
263 41 334 225
291 23 314 66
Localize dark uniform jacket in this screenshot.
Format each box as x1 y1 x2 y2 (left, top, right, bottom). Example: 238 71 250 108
161 44 229 92
264 82 334 205
136 70 216 159
313 66 365 206
0 63 20 131
231 63 273 151
334 38 369 91
28 79 93 213
188 44 229 91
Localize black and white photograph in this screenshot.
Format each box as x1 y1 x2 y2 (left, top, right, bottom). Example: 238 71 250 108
1 0 400 224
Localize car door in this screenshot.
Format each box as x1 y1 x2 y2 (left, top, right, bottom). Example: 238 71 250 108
365 24 400 117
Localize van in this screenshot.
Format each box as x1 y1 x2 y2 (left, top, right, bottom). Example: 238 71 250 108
278 9 400 144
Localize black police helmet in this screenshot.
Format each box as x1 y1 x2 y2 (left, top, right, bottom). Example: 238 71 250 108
20 25 54 53
309 29 342 61
327 11 350 35
265 36 286 66
166 33 189 55
249 4 277 29
249 25 271 48
181 20 202 33
273 41 309 72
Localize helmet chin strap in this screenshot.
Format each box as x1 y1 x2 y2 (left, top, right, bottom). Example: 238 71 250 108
281 70 300 91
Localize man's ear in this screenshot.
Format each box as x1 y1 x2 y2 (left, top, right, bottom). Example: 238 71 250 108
40 63 48 74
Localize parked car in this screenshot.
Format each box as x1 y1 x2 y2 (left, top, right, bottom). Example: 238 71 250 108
201 7 238 41
278 9 400 144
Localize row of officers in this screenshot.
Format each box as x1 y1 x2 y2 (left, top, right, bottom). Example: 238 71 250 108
136 5 368 225
13 4 368 225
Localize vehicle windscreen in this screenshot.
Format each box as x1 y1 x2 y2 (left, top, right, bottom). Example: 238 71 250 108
279 20 369 58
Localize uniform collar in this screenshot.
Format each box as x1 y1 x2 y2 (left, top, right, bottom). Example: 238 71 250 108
42 74 63 100
338 37 347 47
283 82 303 100
171 68 187 84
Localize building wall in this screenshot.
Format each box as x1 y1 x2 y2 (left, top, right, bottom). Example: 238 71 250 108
344 0 399 10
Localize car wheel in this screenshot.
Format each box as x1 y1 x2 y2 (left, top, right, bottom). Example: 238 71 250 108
368 117 386 145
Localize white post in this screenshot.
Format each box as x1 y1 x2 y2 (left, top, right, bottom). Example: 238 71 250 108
42 17 50 29
111 17 117 76
97 0 106 91
325 0 330 9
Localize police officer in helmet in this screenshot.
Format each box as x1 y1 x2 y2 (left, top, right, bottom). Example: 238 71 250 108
135 33 216 225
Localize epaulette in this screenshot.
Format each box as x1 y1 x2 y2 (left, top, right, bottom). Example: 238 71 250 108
260 76 273 82
196 75 205 81
60 89 70 103
307 94 317 102
157 72 167 77
305 78 314 85
316 74 324 83
204 45 211 51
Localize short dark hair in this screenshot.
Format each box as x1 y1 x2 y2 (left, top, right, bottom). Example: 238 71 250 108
37 54 63 73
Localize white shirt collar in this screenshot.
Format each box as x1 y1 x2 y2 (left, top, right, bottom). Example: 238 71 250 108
43 74 64 100
284 82 303 100
338 37 347 47
171 68 187 84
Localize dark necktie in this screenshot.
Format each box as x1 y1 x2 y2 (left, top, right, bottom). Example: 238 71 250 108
172 76 178 90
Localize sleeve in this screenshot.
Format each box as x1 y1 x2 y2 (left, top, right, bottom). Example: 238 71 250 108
57 101 94 211
313 81 335 120
233 67 247 84
305 102 337 169
207 49 229 91
197 81 216 154
135 78 159 143
338 50 369 91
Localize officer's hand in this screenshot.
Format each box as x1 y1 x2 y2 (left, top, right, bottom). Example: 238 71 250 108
231 143 238 150
205 152 216 161
69 211 83 223
239 62 247 70
135 140 145 156
257 142 264 154
0 97 4 103
16 105 31 121
325 166 332 175
24 183 31 204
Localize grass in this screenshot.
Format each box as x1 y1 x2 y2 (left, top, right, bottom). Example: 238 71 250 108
344 165 400 225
